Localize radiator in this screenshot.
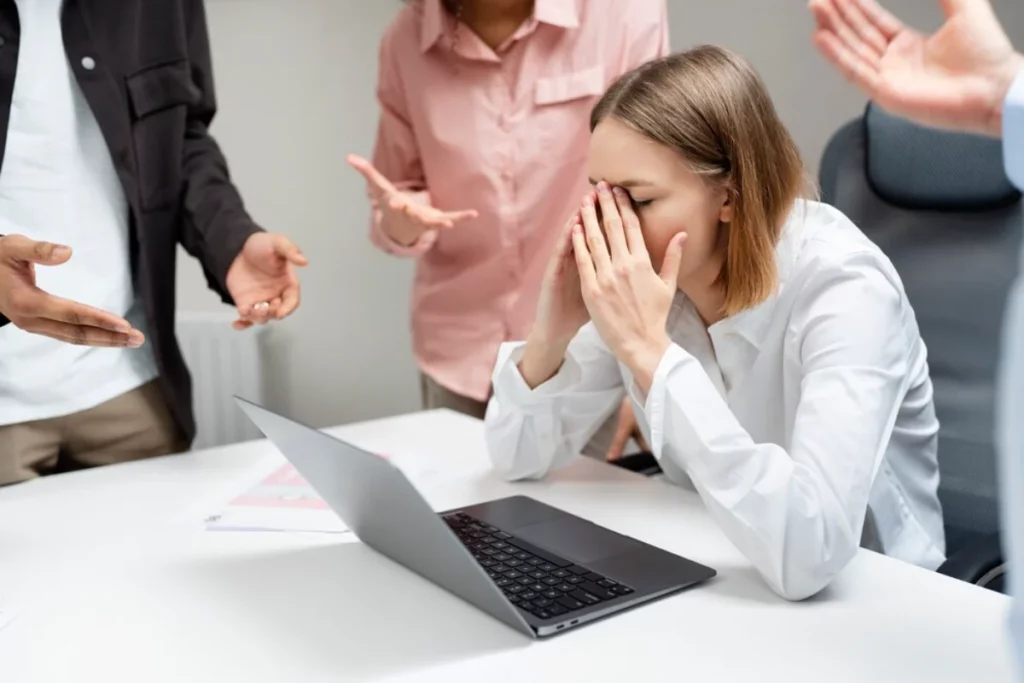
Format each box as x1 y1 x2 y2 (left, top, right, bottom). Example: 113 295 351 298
175 311 265 450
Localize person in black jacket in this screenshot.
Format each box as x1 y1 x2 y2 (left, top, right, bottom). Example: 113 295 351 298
0 0 305 485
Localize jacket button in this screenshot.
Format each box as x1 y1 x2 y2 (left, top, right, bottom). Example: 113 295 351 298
81 56 96 70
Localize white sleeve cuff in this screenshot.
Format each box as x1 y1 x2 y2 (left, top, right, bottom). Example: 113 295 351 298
642 344 689 460
1004 70 1024 191
492 342 583 411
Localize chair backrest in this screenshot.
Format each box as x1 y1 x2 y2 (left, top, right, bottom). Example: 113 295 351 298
819 104 1022 548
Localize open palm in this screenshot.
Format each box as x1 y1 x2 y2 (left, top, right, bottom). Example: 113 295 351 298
811 0 1024 136
346 154 477 246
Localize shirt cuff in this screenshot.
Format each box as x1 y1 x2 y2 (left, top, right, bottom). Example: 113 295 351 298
1003 70 1024 190
642 343 689 460
372 216 439 257
492 342 583 411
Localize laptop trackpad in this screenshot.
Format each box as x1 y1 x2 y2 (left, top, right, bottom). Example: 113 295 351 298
515 516 642 565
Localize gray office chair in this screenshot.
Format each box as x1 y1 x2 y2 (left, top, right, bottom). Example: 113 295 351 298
820 103 1021 592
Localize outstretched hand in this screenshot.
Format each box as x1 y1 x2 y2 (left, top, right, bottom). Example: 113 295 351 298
0 235 144 347
226 233 307 330
347 154 477 246
810 0 1024 136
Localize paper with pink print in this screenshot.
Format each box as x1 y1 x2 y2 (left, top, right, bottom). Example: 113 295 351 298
205 462 352 534
205 450 461 534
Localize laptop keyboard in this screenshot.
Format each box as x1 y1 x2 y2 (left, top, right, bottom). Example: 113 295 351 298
443 511 635 622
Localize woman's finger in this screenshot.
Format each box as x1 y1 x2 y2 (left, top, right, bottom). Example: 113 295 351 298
442 209 479 223
659 232 688 287
635 429 650 453
579 192 612 272
596 182 628 261
606 402 635 462
548 211 578 277
347 154 398 201
571 223 598 292
407 204 454 231
612 187 649 260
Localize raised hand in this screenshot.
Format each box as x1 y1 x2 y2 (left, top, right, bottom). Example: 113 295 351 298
347 154 477 246
810 0 1024 136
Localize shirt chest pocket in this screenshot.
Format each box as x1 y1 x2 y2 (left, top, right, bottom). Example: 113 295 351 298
126 60 200 211
532 65 605 165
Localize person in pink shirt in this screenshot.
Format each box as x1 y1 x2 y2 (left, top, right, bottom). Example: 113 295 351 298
348 0 669 456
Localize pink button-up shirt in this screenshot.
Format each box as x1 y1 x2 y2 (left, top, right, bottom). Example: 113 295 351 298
369 0 669 401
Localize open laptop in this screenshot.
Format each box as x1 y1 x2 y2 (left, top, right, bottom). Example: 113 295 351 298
234 397 716 638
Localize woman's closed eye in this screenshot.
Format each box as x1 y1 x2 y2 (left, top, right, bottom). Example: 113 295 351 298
630 197 654 210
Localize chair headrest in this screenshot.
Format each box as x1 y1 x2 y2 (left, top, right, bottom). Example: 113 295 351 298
865 103 1020 211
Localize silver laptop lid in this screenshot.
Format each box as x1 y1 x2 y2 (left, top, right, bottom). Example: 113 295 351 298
234 397 534 637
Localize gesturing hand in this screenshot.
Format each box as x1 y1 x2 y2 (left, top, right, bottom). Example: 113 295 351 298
810 0 1024 136
572 182 686 394
0 234 144 347
347 154 477 246
226 233 307 330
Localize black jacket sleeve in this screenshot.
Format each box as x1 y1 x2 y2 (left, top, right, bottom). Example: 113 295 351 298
176 0 263 304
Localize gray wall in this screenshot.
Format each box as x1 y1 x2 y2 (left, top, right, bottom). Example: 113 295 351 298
179 0 1024 428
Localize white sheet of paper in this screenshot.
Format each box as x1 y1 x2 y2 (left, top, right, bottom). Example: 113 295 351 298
0 608 17 633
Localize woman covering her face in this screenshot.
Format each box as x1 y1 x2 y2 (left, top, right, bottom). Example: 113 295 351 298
351 0 668 448
485 46 946 601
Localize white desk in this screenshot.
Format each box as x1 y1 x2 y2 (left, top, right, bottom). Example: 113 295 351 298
0 410 1015 682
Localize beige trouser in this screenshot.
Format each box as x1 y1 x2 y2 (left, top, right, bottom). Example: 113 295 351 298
419 373 613 458
0 380 188 486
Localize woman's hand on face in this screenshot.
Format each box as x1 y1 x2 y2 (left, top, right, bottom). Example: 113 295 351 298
532 210 591 346
519 211 590 388
573 181 686 393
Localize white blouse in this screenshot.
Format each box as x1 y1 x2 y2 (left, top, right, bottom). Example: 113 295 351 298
484 200 946 601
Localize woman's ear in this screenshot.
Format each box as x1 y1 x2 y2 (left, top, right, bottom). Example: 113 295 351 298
718 186 735 224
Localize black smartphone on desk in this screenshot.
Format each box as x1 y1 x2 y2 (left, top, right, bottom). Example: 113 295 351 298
612 451 662 476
